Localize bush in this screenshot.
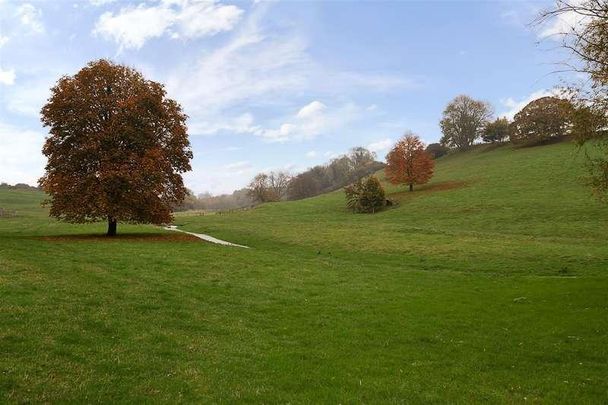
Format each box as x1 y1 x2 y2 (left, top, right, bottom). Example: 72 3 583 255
344 175 386 213
425 143 450 159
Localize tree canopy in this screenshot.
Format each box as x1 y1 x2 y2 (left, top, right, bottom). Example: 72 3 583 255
39 59 192 236
509 96 573 146
440 95 493 149
286 147 382 200
385 133 434 191
482 117 511 143
425 143 450 159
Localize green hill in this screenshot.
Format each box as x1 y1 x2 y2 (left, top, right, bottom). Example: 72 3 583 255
1 141 607 402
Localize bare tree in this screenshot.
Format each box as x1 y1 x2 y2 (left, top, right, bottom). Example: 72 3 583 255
268 171 292 200
247 171 291 203
247 173 272 203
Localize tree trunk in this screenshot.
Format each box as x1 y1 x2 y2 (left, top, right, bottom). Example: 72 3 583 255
107 217 117 237
409 183 413 192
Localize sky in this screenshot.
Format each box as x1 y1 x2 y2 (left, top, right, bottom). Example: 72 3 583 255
0 0 577 195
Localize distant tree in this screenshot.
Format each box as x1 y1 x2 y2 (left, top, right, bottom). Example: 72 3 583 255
39 59 192 236
482 117 511 143
247 173 272 203
268 171 291 200
348 146 376 170
327 156 352 185
440 95 493 149
247 171 290 203
385 133 435 191
285 146 382 200
288 172 321 200
344 175 386 213
425 143 450 159
509 96 573 146
178 189 201 211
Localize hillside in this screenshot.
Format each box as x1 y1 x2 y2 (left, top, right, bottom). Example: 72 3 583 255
1 141 607 402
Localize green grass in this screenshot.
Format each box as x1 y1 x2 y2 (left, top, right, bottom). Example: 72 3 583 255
1 141 607 402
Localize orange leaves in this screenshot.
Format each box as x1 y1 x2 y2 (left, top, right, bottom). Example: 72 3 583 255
385 133 434 191
39 59 192 228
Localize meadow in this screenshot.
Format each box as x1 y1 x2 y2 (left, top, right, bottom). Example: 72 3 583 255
1 141 607 402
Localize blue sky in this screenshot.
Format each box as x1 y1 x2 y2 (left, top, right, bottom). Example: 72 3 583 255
0 0 574 195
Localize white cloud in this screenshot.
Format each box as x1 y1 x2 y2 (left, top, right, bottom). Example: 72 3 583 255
257 100 362 143
166 9 311 130
16 3 44 34
0 68 15 85
173 1 244 39
297 100 326 119
89 0 117 6
0 36 9 48
305 150 317 158
185 160 255 195
94 5 175 50
93 0 243 50
500 89 561 120
367 138 392 154
538 0 589 40
4 75 55 116
188 112 259 136
166 3 416 139
223 160 253 174
0 121 46 186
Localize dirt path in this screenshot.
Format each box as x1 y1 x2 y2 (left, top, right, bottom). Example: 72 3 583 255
164 226 249 248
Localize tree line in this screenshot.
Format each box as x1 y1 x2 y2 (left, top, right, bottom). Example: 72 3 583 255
245 147 385 203
423 93 575 158
174 146 385 211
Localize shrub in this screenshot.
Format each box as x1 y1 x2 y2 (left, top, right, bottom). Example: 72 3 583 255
344 175 386 213
425 143 450 159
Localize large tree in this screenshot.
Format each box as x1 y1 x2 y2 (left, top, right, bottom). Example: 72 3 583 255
539 1 608 199
39 59 192 236
385 132 434 191
509 96 573 145
440 95 493 149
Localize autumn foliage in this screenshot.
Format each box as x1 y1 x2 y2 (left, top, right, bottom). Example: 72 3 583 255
39 59 192 236
385 133 434 191
510 97 573 146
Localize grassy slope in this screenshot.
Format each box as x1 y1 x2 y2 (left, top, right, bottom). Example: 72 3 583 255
1 142 607 403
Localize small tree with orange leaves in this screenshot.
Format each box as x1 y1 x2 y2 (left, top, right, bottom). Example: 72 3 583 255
385 132 434 192
39 59 192 236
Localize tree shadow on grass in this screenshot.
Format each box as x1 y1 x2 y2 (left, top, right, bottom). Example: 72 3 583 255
36 232 200 243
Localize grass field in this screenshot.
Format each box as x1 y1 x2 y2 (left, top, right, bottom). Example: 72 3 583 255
1 141 607 402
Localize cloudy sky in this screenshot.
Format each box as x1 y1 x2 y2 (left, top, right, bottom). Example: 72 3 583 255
0 0 576 195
